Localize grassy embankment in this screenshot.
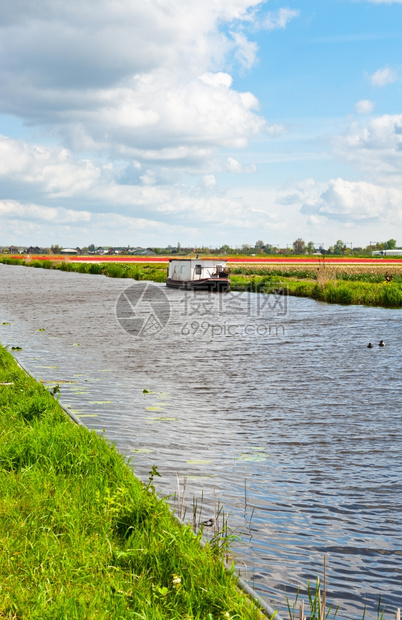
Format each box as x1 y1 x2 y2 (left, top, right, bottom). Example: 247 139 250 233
229 262 402 308
1 256 402 307
0 343 264 620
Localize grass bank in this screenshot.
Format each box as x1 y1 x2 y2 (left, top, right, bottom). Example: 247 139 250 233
230 275 402 308
0 343 264 619
229 262 402 308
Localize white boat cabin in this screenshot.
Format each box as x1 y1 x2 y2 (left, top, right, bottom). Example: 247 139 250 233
168 259 227 282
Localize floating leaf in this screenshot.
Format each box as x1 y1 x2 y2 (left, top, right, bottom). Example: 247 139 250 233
76 414 99 418
2 322 11 325
37 328 46 332
11 346 22 351
131 448 154 454
186 460 212 465
146 406 164 411
72 343 80 346
37 365 58 369
145 417 179 424
89 400 111 405
143 389 152 394
157 416 178 421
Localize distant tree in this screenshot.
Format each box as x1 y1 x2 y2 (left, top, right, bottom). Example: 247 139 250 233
307 241 315 254
255 240 264 250
51 244 63 254
241 244 251 254
88 244 95 253
333 240 344 255
384 239 397 250
220 244 231 254
177 242 181 251
292 238 306 254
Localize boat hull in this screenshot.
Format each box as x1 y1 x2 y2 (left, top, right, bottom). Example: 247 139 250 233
166 277 230 292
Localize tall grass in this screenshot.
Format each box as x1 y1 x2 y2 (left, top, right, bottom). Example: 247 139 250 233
0 344 262 619
230 274 402 308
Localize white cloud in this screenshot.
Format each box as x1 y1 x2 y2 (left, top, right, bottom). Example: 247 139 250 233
370 66 398 86
231 32 258 70
0 0 268 155
0 200 91 224
301 178 402 223
295 114 402 227
0 0 308 247
334 114 402 179
0 135 100 196
263 8 300 31
226 157 257 173
355 99 374 114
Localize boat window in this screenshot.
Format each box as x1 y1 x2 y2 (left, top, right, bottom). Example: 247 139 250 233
195 264 202 275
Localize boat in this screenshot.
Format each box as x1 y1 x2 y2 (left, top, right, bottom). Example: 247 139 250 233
166 258 230 291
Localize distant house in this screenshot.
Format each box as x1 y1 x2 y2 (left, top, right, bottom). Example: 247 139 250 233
25 246 42 254
61 248 78 255
131 247 155 256
372 249 402 256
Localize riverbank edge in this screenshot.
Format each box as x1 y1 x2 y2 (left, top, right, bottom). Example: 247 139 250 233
1 256 402 308
0 342 268 620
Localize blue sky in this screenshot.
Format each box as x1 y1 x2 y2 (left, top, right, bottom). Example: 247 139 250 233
0 0 401 248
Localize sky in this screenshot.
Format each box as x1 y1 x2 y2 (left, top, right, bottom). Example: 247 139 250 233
1 0 402 249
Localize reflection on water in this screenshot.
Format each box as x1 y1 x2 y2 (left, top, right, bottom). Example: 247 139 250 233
1 264 401 617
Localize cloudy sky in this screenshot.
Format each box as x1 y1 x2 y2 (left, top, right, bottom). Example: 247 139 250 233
1 0 402 248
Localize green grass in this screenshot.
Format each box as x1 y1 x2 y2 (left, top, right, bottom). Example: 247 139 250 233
0 344 263 619
229 275 402 308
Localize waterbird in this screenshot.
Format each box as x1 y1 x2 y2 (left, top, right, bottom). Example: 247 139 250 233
367 343 374 348
201 518 214 527
379 340 385 347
